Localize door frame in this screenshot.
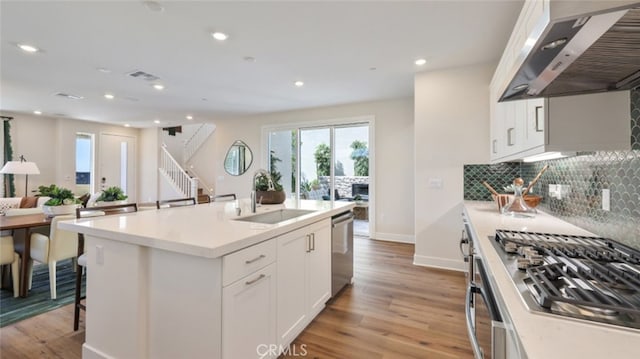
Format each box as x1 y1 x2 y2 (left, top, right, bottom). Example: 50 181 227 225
262 115 375 235
98 132 137 202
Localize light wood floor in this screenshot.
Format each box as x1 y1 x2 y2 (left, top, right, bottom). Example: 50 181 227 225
0 237 472 359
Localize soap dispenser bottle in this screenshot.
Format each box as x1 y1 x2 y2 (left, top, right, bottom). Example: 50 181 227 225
503 178 536 218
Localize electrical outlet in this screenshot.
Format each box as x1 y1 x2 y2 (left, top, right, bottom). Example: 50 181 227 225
602 189 610 211
549 184 570 200
96 245 104 265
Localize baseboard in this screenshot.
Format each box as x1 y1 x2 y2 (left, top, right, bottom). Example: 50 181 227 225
413 254 466 272
370 232 415 243
83 344 110 359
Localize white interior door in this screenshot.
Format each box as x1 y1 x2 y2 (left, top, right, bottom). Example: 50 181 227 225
99 133 136 201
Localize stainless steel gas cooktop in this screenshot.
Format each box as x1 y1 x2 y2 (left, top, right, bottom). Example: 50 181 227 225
491 229 640 330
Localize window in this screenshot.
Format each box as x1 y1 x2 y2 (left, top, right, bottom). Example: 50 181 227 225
75 133 94 194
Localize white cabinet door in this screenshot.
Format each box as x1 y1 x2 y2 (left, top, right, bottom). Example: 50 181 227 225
525 98 545 149
490 100 505 160
503 100 526 155
306 224 331 318
222 263 277 359
276 219 332 348
276 230 309 347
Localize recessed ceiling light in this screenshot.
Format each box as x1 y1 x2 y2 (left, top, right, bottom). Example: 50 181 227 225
153 84 165 90
33 110 42 115
143 1 164 12
212 32 228 41
96 67 111 73
415 58 427 66
104 93 115 100
18 43 39 53
294 81 304 87
186 115 193 120
153 119 161 124
124 124 131 128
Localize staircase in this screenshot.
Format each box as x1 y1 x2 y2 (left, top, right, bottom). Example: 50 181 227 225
183 123 215 164
159 145 198 199
159 124 216 203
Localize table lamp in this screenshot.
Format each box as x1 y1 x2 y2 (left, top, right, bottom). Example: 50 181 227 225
0 155 40 196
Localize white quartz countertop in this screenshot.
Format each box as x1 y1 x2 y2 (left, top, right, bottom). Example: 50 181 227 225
463 201 640 359
59 199 355 258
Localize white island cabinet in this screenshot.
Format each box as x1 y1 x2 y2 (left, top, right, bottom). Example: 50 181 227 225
59 199 353 359
277 219 331 348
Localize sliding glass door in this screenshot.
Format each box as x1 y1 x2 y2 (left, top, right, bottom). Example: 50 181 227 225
267 121 371 235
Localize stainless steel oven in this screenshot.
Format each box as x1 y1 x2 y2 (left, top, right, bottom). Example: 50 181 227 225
461 215 506 359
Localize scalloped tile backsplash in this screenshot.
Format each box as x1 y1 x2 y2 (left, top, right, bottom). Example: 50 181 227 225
464 89 640 250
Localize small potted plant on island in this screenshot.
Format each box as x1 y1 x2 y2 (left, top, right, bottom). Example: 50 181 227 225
255 151 286 204
95 186 128 206
37 184 81 216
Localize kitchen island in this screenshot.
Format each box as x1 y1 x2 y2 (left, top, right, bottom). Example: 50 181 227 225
464 201 640 359
60 199 354 359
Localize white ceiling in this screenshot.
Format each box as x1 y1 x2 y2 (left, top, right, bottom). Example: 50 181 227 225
0 1 523 128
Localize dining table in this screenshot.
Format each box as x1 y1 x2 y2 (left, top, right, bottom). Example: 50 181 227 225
0 213 52 297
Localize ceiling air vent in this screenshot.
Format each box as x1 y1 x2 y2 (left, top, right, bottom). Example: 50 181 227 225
126 70 160 82
54 92 84 100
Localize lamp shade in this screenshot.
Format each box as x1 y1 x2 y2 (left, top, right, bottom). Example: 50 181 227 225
0 161 40 175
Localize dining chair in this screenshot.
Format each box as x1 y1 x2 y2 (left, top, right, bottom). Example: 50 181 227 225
156 197 196 209
27 214 77 300
73 203 138 331
212 193 236 202
0 235 20 297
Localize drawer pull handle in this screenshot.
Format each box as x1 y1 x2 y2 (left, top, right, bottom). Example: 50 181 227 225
245 254 266 264
245 274 266 286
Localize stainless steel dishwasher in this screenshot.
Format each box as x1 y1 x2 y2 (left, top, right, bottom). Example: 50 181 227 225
331 211 354 296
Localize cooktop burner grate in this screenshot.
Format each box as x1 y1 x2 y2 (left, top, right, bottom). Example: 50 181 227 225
494 229 640 328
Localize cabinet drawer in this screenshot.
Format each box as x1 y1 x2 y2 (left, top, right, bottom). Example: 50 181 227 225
223 239 276 286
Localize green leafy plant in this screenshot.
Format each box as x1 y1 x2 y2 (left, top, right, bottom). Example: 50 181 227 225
314 143 331 177
350 140 369 176
36 184 80 206
96 186 128 202
256 151 284 191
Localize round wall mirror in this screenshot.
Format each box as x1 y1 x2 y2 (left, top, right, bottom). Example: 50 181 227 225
224 140 253 176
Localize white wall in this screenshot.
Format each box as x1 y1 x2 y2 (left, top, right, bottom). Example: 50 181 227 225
0 112 140 199
413 63 492 271
212 98 415 241
139 127 160 203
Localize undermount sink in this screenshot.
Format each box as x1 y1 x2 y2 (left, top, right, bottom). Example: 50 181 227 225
235 209 315 224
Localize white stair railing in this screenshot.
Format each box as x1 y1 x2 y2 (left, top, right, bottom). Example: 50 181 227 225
183 123 215 164
186 166 214 197
159 145 197 198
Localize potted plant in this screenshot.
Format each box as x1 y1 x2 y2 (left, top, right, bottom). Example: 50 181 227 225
95 186 128 206
37 184 80 216
255 151 286 204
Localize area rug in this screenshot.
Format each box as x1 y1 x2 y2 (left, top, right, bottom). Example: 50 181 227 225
0 260 84 327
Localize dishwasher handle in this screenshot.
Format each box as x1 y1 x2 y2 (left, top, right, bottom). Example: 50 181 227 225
332 212 355 227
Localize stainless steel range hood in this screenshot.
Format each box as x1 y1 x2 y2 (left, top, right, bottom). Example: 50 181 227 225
500 1 640 102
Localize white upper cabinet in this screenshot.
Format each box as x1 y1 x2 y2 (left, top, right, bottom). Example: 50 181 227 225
489 91 631 163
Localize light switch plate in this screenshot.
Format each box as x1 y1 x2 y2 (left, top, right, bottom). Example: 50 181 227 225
428 178 443 189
